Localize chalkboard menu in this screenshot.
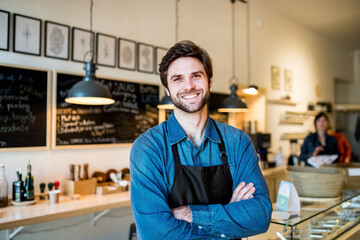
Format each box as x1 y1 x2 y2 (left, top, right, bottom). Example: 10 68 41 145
55 73 159 146
0 65 49 149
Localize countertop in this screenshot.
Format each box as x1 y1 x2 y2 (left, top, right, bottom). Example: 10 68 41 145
0 191 130 231
0 166 286 231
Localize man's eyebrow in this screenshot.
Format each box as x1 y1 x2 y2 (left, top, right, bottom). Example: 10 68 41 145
170 74 182 80
191 71 205 75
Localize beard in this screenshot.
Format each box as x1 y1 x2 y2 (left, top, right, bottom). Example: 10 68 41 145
169 88 211 113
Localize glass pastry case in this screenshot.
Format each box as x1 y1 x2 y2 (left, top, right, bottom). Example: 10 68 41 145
270 193 360 240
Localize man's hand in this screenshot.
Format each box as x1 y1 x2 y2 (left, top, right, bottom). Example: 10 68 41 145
229 182 255 203
313 146 324 156
171 206 192 223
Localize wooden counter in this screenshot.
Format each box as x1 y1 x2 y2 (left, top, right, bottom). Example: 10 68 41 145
262 166 288 202
0 166 286 231
0 191 130 231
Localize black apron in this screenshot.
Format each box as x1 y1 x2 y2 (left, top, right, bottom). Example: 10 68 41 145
168 122 240 239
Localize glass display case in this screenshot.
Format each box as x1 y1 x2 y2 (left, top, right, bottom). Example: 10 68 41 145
271 193 360 240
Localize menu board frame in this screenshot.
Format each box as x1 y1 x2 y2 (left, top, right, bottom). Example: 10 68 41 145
0 63 51 151
52 71 160 149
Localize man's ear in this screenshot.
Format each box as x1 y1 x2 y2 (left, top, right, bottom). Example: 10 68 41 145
209 79 212 89
165 88 170 96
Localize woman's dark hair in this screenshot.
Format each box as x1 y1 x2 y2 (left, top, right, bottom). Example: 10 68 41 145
159 40 213 89
314 112 329 128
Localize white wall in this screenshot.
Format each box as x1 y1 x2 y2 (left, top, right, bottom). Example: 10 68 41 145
335 50 360 159
0 0 354 237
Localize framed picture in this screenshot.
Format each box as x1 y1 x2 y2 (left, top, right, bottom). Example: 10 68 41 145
271 65 281 90
118 38 136 70
96 33 116 67
13 14 42 56
0 10 10 51
154 47 168 74
72 27 94 63
138 42 154 73
284 69 293 92
44 21 70 60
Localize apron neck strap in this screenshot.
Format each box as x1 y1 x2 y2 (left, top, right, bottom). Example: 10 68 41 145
171 120 229 166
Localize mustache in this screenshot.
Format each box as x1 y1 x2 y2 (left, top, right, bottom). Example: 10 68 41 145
178 89 203 96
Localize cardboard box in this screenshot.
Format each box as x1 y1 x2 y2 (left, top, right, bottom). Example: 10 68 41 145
65 178 97 196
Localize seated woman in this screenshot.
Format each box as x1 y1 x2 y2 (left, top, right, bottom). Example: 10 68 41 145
300 112 338 165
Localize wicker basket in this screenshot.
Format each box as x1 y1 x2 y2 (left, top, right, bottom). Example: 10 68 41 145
286 166 346 198
331 163 360 190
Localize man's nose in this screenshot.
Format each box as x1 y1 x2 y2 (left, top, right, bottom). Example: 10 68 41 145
183 78 195 90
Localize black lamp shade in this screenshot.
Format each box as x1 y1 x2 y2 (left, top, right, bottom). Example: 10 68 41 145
218 84 248 112
157 94 173 109
65 61 115 105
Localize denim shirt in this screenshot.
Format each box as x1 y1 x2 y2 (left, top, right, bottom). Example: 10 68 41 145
299 132 338 164
130 113 272 239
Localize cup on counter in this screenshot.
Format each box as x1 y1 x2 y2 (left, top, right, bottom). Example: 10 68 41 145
48 190 61 204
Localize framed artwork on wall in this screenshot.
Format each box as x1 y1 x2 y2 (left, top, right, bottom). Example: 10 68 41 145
154 47 168 75
44 21 70 60
284 69 293 92
96 33 116 68
271 65 281 90
118 38 136 71
138 42 154 73
0 10 10 51
72 27 94 63
13 14 42 56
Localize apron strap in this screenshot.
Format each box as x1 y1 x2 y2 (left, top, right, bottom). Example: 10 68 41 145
171 120 229 166
213 120 229 165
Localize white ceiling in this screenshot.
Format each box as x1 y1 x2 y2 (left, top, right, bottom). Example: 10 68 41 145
260 0 360 51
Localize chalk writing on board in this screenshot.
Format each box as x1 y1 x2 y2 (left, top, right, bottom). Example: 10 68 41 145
55 73 159 146
0 65 48 148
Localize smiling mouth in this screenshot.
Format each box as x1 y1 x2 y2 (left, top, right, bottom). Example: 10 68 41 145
181 93 199 99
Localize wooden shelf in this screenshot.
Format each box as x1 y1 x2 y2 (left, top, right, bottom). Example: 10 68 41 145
281 133 308 140
279 119 304 125
335 104 360 112
267 99 297 106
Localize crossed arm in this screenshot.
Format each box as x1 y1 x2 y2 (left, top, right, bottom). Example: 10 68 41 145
172 182 256 222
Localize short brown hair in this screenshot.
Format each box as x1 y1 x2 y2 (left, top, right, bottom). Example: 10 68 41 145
159 40 213 89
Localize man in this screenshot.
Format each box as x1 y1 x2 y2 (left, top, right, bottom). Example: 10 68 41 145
130 40 271 239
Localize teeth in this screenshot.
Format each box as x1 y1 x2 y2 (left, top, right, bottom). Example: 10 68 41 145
182 94 198 99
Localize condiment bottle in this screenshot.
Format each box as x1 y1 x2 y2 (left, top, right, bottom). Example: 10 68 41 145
24 160 34 201
288 139 299 166
0 164 9 208
13 166 24 202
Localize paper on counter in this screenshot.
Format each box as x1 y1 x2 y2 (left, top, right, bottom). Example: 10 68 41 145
348 168 360 176
307 154 338 168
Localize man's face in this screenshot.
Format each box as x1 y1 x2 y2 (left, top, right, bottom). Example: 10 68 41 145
165 57 211 113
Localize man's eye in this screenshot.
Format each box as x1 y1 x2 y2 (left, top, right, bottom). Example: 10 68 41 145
193 74 201 79
173 78 181 82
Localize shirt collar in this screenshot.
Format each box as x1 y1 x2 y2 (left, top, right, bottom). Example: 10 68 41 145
167 112 221 145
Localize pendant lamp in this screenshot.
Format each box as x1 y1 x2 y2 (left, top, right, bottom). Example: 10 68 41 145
157 93 174 110
242 0 258 95
218 0 248 112
65 0 114 105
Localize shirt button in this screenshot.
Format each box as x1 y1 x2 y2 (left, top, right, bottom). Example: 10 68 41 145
198 226 202 229
221 233 225 238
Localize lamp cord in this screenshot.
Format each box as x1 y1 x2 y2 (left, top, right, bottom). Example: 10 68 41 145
89 0 94 61
231 1 236 83
175 0 180 42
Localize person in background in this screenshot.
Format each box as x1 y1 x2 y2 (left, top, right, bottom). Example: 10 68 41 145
300 112 338 165
328 129 352 164
130 40 271 239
